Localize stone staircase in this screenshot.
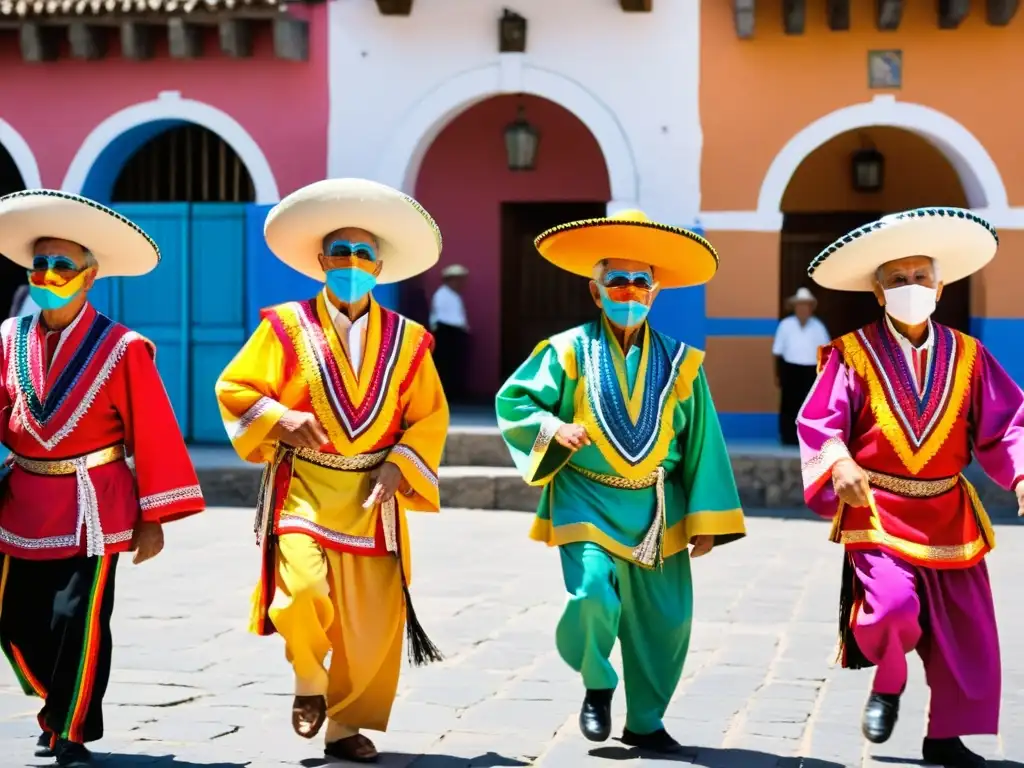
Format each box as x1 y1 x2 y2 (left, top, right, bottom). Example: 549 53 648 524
195 427 1019 516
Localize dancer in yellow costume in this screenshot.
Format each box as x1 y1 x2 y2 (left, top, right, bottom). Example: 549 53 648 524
215 179 449 764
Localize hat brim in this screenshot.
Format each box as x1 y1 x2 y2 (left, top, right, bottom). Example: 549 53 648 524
809 208 997 292
534 219 719 289
0 190 160 278
263 179 442 285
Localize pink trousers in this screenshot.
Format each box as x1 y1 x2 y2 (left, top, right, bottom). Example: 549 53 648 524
851 549 1001 739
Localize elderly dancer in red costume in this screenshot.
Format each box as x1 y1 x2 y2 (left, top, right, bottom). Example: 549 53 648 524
797 208 1024 768
0 191 205 768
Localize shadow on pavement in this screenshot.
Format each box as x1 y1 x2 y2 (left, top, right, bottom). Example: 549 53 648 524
301 752 528 767
589 744 845 766
874 759 1023 767
92 756 250 767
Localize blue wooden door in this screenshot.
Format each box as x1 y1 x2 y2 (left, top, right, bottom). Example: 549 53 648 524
189 204 246 444
110 204 191 434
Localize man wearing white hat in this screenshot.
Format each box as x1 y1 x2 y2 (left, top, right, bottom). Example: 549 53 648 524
215 179 449 764
797 207 1024 768
429 263 470 403
0 190 205 767
772 287 830 445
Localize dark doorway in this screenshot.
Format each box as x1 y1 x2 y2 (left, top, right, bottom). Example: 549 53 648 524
0 144 26 318
780 212 971 341
500 201 607 381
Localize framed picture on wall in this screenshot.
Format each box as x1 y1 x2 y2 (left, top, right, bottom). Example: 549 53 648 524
868 50 902 89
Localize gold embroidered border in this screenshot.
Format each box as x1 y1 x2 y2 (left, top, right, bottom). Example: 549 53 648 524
568 463 660 490
865 470 957 498
293 446 389 472
801 436 851 488
840 528 988 564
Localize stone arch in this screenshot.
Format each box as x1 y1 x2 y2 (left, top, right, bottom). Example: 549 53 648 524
0 118 42 190
758 94 1007 214
373 61 639 204
61 91 279 203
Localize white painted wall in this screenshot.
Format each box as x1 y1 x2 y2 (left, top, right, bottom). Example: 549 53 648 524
327 0 702 226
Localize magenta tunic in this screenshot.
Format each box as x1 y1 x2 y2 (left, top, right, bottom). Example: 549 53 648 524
796 319 1024 739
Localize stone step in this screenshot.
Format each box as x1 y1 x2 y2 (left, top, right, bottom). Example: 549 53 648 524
441 427 513 467
196 453 1018 517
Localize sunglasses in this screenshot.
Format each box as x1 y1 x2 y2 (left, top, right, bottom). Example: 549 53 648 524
31 255 83 274
600 270 655 291
326 240 377 262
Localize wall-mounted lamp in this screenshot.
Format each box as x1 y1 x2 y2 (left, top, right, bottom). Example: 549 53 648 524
851 148 884 193
504 105 539 171
499 9 527 53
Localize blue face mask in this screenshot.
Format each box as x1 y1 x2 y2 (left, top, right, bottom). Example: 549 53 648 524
598 285 650 329
29 284 76 311
325 267 377 304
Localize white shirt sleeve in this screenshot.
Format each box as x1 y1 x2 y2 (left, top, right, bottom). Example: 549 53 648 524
772 317 789 357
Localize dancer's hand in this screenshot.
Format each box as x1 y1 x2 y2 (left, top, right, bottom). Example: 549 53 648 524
132 520 164 564
832 458 871 508
554 423 590 451
364 462 404 509
690 535 714 558
1016 480 1024 518
271 410 329 450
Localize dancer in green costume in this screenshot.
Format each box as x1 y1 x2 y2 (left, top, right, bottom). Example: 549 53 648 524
496 210 747 753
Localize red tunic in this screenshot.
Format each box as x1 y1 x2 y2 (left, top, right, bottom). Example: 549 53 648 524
0 304 205 560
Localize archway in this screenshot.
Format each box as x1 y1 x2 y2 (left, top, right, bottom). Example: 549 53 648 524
0 141 27 318
779 126 971 340
412 93 612 403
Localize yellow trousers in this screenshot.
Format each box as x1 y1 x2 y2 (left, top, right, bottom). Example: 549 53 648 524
266 533 405 738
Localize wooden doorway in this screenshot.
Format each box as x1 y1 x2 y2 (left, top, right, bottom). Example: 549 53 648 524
500 201 607 381
780 212 971 341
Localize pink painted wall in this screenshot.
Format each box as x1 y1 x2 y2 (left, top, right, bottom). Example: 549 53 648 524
415 94 610 399
0 8 327 196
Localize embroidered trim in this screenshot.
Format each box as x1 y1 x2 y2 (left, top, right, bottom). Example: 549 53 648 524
840 528 988 564
389 444 438 487
276 514 378 549
801 437 851 489
234 396 278 437
139 484 204 512
0 527 133 551
865 470 958 498
14 331 141 451
579 326 685 466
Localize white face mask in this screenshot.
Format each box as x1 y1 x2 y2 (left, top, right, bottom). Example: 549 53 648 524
883 284 938 326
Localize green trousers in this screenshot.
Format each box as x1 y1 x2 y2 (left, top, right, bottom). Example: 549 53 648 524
555 541 693 735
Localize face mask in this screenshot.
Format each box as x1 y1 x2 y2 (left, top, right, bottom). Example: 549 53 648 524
883 284 938 326
325 266 377 304
598 285 650 329
26 268 91 312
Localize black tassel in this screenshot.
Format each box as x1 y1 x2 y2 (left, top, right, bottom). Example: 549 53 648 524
836 554 873 670
401 580 444 666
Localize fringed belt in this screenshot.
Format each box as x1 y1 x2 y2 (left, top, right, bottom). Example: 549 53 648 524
866 470 959 498
254 446 395 551
13 444 126 557
568 464 667 569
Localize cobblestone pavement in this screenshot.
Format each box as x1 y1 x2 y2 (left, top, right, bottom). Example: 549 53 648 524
2 509 1023 768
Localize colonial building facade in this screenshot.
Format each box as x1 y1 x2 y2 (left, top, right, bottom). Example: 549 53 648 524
1 0 1021 441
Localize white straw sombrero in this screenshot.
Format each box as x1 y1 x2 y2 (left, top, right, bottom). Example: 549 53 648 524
264 178 442 284
808 207 997 292
0 190 160 278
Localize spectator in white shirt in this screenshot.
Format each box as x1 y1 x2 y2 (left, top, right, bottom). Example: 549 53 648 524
429 264 470 403
773 287 830 445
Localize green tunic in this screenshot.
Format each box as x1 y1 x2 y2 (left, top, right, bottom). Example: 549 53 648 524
495 317 746 736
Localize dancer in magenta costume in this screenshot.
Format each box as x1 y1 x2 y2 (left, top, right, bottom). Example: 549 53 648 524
796 208 1024 768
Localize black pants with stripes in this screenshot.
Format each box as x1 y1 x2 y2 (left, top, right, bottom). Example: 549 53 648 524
0 553 118 745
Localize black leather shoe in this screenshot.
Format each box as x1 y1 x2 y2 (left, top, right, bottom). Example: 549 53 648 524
621 728 684 754
55 740 92 767
35 732 54 758
579 689 613 742
861 692 900 743
922 737 987 767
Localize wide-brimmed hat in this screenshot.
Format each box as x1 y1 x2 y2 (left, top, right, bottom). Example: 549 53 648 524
787 287 817 305
264 178 442 285
533 209 719 289
441 264 468 278
808 207 997 292
0 189 160 278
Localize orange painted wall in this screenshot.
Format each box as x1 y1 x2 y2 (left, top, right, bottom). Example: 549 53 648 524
700 2 1024 211
705 337 778 413
706 230 779 318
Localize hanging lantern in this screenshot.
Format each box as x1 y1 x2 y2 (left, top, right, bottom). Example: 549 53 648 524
851 148 884 193
504 106 539 172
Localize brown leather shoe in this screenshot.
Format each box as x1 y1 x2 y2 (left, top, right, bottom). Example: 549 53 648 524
291 694 327 739
325 734 379 763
